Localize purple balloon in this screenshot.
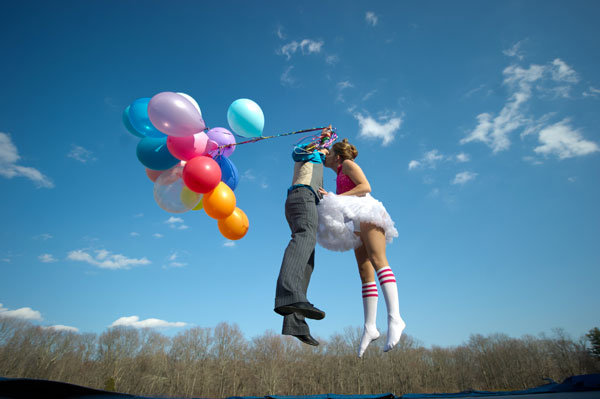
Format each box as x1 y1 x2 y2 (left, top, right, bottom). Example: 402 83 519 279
148 92 206 137
207 127 236 158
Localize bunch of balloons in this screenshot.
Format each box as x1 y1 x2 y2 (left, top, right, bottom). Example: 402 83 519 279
123 92 265 241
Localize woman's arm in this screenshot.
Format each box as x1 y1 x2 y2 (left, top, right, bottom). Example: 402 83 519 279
339 160 371 196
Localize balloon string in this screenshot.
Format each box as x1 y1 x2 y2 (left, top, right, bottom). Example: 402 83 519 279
217 126 334 149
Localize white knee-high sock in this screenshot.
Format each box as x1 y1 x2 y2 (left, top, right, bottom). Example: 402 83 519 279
377 266 405 352
358 281 380 358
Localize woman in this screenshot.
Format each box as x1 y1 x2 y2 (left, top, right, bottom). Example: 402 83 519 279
317 139 405 357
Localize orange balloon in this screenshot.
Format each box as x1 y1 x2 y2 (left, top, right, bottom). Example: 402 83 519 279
202 182 236 219
218 207 249 240
145 168 164 182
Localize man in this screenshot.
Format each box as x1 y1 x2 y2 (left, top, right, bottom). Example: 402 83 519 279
274 128 332 346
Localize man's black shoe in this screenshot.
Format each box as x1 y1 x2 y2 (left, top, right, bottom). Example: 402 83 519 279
274 302 326 320
293 333 319 346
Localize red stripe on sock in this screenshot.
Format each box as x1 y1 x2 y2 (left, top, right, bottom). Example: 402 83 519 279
380 278 396 285
362 289 378 294
362 294 379 298
377 267 392 276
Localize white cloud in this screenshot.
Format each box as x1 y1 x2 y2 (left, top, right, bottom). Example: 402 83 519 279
456 153 470 162
67 145 95 163
463 57 586 153
503 41 525 60
279 39 324 60
452 171 478 185
110 316 187 329
365 11 378 26
461 62 551 152
0 133 19 164
38 254 57 263
550 59 579 83
337 81 354 90
583 86 600 98
523 155 543 165
0 303 43 320
408 149 450 170
242 170 256 181
568 177 576 183
45 325 79 332
464 84 486 98
362 90 377 101
326 54 339 65
280 65 296 87
164 252 187 268
353 112 402 146
534 119 599 159
165 217 188 230
130 232 140 237
67 249 150 270
153 233 163 238
408 160 421 170
520 112 556 139
223 241 236 247
336 81 354 102
0 133 54 188
275 25 286 40
423 149 444 165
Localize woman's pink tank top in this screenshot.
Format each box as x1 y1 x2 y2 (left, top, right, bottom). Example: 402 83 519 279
336 164 356 194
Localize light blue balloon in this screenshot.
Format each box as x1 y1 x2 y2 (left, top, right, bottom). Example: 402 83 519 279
227 98 264 138
215 155 239 191
128 98 165 138
136 137 179 170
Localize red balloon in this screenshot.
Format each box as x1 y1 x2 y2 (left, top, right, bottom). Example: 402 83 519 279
183 156 222 193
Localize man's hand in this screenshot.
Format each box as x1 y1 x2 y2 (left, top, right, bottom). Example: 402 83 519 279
318 187 330 196
321 125 332 139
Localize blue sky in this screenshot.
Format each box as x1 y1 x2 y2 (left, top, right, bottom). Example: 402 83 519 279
1 1 599 347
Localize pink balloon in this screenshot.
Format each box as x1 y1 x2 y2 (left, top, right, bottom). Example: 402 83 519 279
167 132 213 161
148 92 206 137
146 168 165 182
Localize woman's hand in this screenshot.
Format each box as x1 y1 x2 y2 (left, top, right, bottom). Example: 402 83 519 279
318 187 330 196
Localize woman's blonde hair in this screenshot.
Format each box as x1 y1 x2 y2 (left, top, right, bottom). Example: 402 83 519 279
331 138 358 161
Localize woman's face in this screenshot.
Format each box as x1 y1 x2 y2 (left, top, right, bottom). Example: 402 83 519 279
324 149 339 168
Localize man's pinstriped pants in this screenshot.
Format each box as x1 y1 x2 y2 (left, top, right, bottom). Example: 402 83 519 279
275 187 318 335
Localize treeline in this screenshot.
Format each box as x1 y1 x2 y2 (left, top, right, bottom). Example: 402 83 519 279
0 317 598 398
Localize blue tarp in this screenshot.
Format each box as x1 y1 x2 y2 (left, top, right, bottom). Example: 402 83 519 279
403 374 600 398
0 374 599 399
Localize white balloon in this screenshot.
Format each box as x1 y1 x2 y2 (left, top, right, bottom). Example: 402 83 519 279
177 92 202 118
154 164 201 213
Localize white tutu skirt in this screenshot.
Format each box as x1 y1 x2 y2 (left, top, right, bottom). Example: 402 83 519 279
317 193 398 252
